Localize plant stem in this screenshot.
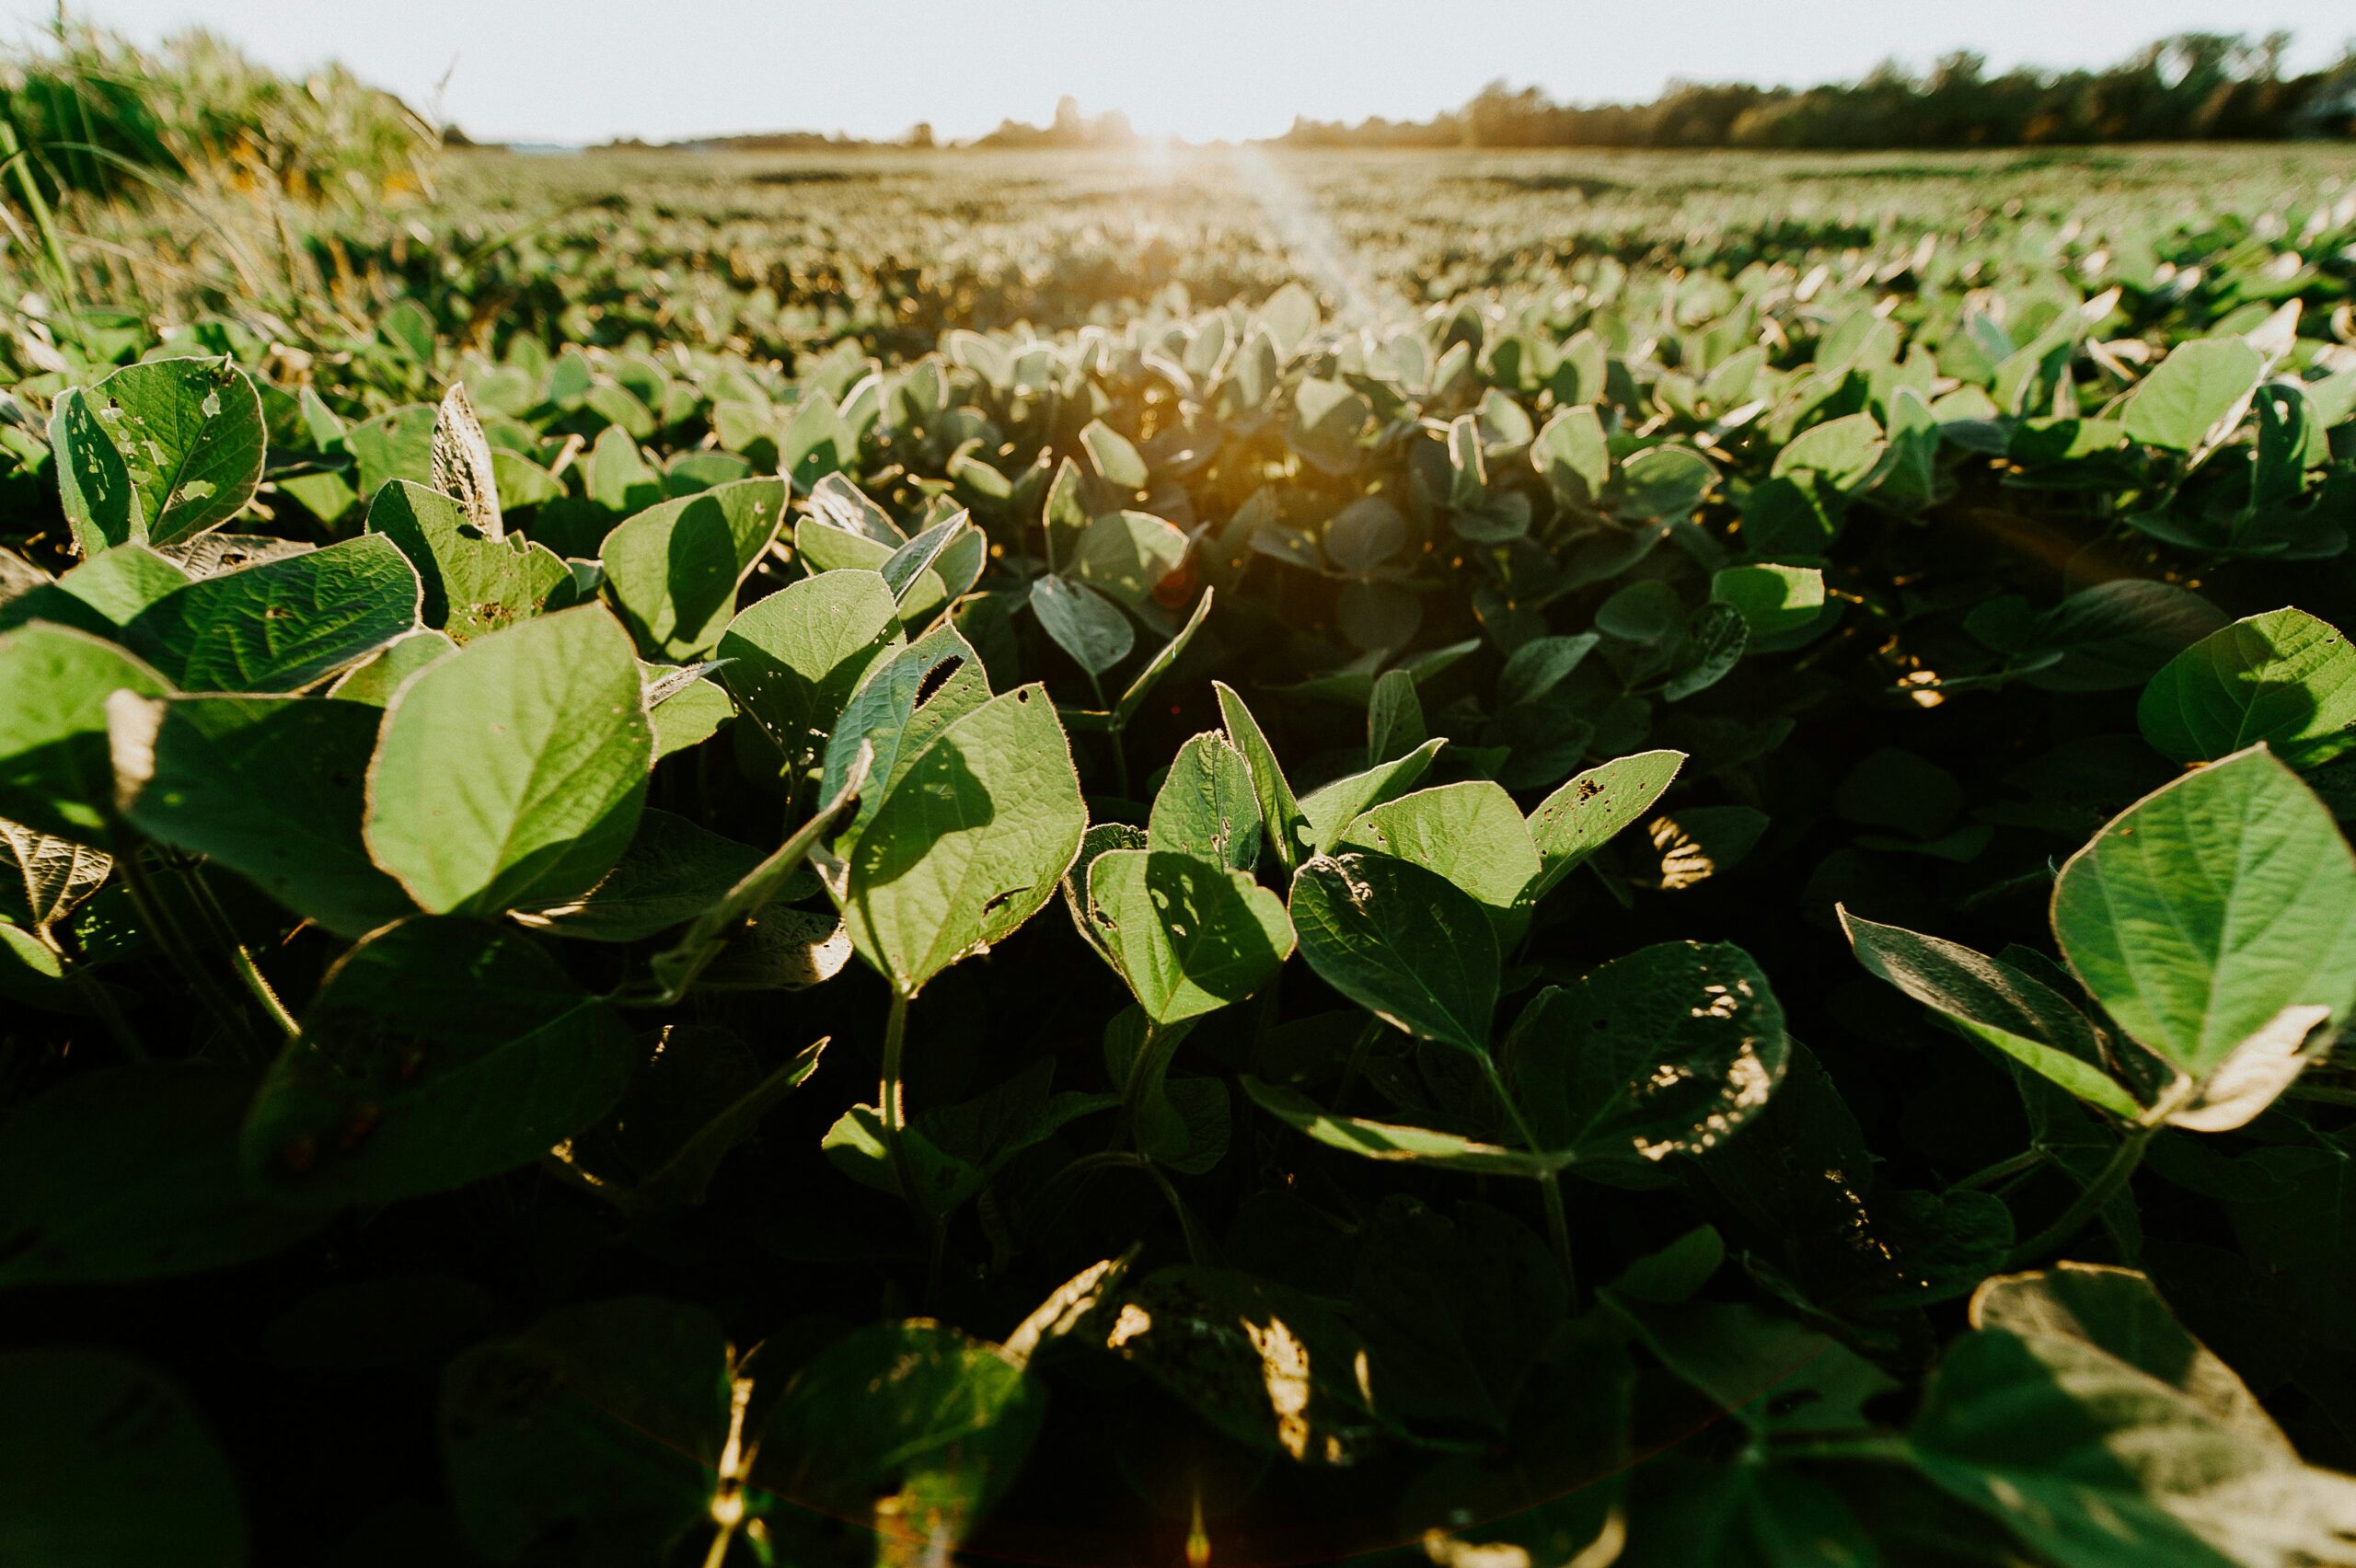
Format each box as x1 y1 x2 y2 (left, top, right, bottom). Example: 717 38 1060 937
1484 1056 1576 1301
2006 1124 2155 1269
1334 1016 1384 1113
113 843 260 1060
185 864 297 1039
878 986 922 1220
1949 1147 2046 1193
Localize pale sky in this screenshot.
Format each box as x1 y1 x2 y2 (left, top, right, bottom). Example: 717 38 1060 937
12 1 2352 145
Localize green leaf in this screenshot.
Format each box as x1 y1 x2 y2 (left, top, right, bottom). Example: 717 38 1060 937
819 622 991 826
1773 411 1886 490
1663 602 1750 702
840 684 1086 995
1840 908 2143 1121
1289 851 1498 1055
1148 732 1263 870
779 393 852 493
0 1349 244 1568
1909 1281 2356 1565
124 534 420 693
1297 737 1444 856
110 693 414 939
2051 746 2356 1099
80 357 266 545
754 1321 1044 1560
646 669 733 761
365 479 572 643
1070 510 1187 606
1216 680 1311 872
1532 405 1609 509
1505 940 1787 1169
520 808 761 943
646 748 870 1003
1240 1076 1569 1176
1523 749 1685 904
243 918 635 1205
826 1058 1114 1215
718 569 902 770
0 1066 325 1287
364 605 652 917
599 478 787 659
442 1297 732 1563
2123 337 2266 453
0 624 174 841
1113 586 1212 728
1611 444 1716 520
2139 608 2356 770
325 627 453 706
49 387 143 553
1086 849 1294 1023
1711 563 1827 642
1031 572 1133 679
1080 418 1149 490
54 544 188 624
1340 780 1541 939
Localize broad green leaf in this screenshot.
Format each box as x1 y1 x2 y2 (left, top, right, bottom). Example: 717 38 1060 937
520 809 761 942
1772 411 1886 490
54 544 187 624
1505 940 1787 1168
124 534 419 693
0 1349 244 1568
2051 747 2356 1087
1711 563 1826 641
243 918 635 1205
1289 851 1497 1055
0 624 174 840
1148 732 1263 870
1532 405 1609 508
364 605 652 917
1909 1306 2356 1565
2139 608 2356 770
365 479 571 643
1030 572 1133 679
1298 737 1444 855
1340 780 1541 938
1087 849 1293 1023
754 1321 1044 1561
779 393 852 492
1240 1076 1568 1175
1215 680 1311 872
1080 418 1149 490
110 693 413 939
1840 908 2143 1121
2123 338 2266 453
0 1066 325 1287
647 670 733 761
326 627 454 706
719 569 902 768
81 357 265 545
826 1058 1114 1216
442 1297 731 1563
1524 749 1685 903
1071 510 1188 605
1497 633 1600 709
1663 602 1750 702
1625 1462 1880 1568
819 622 991 825
881 513 973 605
1612 444 1716 520
599 478 787 658
840 684 1086 995
49 387 143 553
1367 667 1426 764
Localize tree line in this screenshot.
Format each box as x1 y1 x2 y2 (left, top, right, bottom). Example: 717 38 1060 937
1280 33 2356 150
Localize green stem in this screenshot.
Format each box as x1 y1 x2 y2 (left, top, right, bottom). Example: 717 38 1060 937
1334 1016 1384 1113
1484 1056 1575 1300
2006 1124 2155 1269
185 864 297 1039
1949 1147 2046 1193
114 843 259 1060
878 987 923 1223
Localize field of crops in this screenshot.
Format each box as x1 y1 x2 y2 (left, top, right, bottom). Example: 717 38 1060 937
5 136 2356 1567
